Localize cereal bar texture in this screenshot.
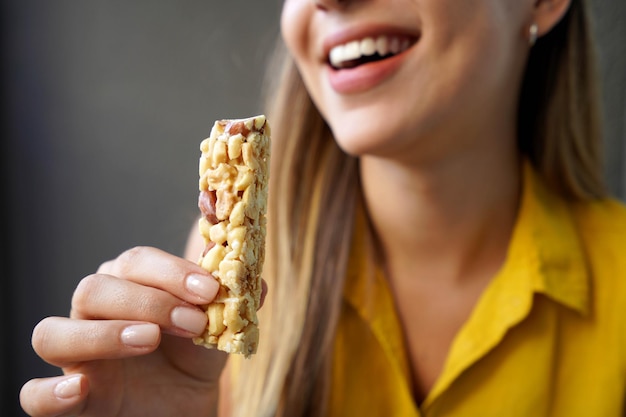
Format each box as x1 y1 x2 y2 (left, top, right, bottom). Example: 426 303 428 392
193 115 270 357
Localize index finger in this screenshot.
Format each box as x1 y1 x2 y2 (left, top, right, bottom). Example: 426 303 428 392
98 246 219 305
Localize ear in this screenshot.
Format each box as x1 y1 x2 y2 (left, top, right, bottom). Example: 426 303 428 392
531 0 572 39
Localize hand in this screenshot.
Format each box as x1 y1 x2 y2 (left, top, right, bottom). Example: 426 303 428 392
20 246 226 417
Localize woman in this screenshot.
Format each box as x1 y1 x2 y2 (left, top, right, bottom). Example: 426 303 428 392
20 0 626 416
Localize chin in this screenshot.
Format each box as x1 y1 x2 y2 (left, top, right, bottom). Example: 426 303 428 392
324 108 417 160
330 122 396 158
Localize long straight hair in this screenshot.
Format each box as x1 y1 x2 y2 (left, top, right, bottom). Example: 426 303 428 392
232 0 605 415
231 43 359 416
518 0 605 199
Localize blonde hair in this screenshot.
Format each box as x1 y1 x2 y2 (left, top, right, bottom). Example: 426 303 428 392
232 0 605 415
231 44 359 416
518 0 605 199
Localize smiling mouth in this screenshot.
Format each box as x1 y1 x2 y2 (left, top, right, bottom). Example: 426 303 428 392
328 35 417 70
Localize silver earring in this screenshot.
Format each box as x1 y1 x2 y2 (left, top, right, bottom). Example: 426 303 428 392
529 23 539 46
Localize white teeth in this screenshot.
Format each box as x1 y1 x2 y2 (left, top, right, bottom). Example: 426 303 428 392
375 36 389 56
329 35 412 68
344 40 361 60
329 46 345 68
389 37 400 54
360 37 377 56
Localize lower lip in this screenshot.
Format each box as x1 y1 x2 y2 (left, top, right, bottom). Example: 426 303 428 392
326 49 411 94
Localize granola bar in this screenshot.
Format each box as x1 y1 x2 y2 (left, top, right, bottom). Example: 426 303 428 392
193 115 270 357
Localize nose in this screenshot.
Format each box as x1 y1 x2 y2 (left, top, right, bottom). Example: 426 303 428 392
313 0 346 10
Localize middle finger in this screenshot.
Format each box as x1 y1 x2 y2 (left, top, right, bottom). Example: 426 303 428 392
98 246 219 305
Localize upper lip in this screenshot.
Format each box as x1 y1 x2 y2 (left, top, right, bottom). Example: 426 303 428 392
321 23 421 64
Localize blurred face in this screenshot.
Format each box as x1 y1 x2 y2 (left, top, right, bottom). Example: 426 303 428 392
281 0 532 162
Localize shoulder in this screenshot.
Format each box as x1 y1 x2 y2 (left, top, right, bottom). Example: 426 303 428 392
569 197 626 303
184 218 205 261
571 198 626 355
572 197 626 250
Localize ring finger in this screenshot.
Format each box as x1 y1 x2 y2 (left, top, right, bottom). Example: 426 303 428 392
70 274 208 337
32 317 161 367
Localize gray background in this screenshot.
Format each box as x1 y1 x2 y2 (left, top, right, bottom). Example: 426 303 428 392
1 1 624 415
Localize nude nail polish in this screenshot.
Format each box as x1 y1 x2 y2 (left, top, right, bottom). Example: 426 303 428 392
121 323 160 347
185 273 219 302
171 306 208 334
54 375 82 399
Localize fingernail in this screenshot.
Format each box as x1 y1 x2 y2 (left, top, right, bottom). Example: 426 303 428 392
121 323 160 347
185 273 219 302
54 375 82 399
171 306 207 334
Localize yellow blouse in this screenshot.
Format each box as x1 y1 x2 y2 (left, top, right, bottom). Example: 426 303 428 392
329 164 626 416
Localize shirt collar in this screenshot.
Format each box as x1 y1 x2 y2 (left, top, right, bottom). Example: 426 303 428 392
515 161 590 315
345 161 590 316
342 161 591 411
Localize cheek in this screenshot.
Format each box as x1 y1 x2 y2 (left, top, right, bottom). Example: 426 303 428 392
280 1 311 64
280 2 329 119
425 5 523 106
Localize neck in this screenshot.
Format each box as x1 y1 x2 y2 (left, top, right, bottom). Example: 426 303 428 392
360 139 521 285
